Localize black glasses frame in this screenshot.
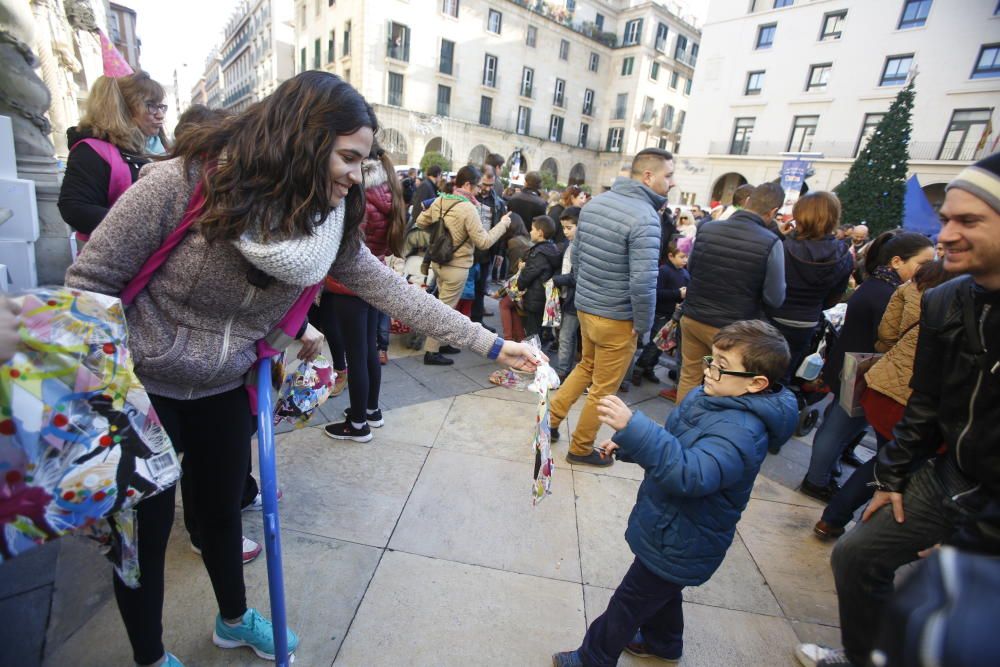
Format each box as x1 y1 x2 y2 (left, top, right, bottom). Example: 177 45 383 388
702 355 759 382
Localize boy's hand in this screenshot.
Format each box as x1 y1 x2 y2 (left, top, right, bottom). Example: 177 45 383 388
596 439 619 459
597 395 632 431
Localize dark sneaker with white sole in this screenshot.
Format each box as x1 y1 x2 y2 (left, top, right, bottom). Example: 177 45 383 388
625 631 681 663
566 451 614 467
324 420 373 442
343 408 384 427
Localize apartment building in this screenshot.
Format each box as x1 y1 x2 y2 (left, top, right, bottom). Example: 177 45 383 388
208 0 296 113
294 0 701 187
679 0 1000 207
108 3 141 71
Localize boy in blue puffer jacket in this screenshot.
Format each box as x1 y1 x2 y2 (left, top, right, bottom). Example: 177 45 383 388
553 320 798 667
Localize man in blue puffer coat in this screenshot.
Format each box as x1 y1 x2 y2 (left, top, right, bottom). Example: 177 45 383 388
553 320 798 667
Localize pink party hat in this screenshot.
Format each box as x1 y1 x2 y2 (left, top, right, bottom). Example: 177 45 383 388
99 29 134 78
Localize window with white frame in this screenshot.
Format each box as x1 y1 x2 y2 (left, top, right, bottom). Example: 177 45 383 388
442 0 459 18
578 123 589 148
437 85 451 116
641 96 655 123
549 115 564 142
938 108 991 160
614 93 627 120
517 106 531 135
621 57 634 76
855 112 884 156
606 127 623 152
650 61 660 80
521 66 533 97
483 53 498 87
526 25 537 47
655 23 668 52
387 22 410 61
788 115 819 151
661 104 675 130
559 39 569 60
387 71 403 106
589 52 599 72
730 117 755 154
582 88 594 116
623 19 642 45
488 9 502 34
479 96 492 126
440 39 454 75
553 78 565 107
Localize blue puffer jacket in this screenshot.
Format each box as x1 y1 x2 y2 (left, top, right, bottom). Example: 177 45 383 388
572 177 665 337
614 386 798 586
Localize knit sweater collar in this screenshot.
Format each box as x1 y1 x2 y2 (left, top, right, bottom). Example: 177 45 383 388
233 203 344 287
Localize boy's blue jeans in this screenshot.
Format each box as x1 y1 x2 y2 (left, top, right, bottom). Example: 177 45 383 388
579 558 684 667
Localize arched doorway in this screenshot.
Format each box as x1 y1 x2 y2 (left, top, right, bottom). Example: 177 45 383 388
425 136 454 162
568 163 586 186
921 183 947 212
711 172 749 205
540 157 559 181
377 128 409 166
467 144 491 167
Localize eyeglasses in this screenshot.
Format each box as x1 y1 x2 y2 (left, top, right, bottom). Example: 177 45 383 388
145 102 168 115
702 356 758 382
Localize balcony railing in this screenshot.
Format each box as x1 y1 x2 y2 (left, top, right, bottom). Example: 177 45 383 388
707 139 981 161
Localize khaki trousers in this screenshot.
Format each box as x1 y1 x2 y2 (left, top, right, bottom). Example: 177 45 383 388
550 311 637 456
424 263 470 353
676 316 720 403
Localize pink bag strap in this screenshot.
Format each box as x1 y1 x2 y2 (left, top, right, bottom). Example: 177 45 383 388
71 138 132 206
120 181 206 306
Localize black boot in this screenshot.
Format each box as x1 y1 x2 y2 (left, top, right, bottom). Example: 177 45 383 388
424 351 454 366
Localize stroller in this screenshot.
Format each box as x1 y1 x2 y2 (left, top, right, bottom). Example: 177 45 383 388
786 303 847 439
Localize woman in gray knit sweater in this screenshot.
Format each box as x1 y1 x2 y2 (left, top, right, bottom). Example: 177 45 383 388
66 71 540 667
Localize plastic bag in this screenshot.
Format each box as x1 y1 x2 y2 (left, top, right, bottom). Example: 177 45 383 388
273 356 335 428
653 319 678 352
839 351 882 417
0 287 180 577
542 280 562 328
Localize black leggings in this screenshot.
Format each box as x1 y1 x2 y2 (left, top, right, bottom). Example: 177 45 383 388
319 292 381 423
115 387 254 665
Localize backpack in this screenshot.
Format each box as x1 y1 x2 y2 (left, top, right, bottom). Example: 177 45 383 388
425 199 462 265
69 138 133 241
120 180 321 415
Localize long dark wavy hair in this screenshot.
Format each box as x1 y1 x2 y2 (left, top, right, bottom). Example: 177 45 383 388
172 71 378 252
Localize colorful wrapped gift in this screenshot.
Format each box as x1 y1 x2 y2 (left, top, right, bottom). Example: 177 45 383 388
273 356 335 428
0 287 179 576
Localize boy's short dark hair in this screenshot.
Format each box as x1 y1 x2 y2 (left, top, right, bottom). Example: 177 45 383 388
531 215 557 239
667 242 681 256
425 165 443 178
560 206 581 222
712 320 790 386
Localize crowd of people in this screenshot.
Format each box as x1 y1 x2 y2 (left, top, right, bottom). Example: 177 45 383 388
8 66 994 667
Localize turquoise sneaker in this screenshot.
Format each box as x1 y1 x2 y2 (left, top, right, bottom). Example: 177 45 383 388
212 608 299 661
163 654 185 667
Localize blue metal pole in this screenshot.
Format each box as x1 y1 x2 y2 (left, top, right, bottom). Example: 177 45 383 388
256 357 289 666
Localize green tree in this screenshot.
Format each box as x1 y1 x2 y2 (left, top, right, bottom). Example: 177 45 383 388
539 170 559 192
835 82 915 234
420 151 452 174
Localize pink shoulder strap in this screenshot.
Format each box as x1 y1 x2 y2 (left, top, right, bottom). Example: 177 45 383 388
71 138 132 206
120 182 206 306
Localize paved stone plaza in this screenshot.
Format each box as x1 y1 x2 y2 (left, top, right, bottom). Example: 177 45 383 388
2 307 858 666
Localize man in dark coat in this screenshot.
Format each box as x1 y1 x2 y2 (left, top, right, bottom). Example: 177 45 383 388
506 171 548 225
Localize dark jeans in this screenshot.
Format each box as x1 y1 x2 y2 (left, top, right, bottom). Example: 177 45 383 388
376 310 390 351
320 292 381 423
806 400 882 487
311 299 347 371
522 309 544 338
635 315 669 372
771 320 817 385
471 259 491 323
579 558 684 667
832 459 985 665
116 387 254 665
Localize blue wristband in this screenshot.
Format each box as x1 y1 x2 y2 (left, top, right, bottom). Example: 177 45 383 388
487 337 505 360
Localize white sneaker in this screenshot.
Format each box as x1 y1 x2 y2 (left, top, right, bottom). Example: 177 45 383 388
243 489 283 512
795 643 852 667
190 536 262 565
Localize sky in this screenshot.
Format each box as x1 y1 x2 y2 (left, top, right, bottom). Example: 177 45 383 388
128 0 711 98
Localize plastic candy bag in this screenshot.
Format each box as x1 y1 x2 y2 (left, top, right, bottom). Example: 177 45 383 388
0 287 180 583
273 356 335 428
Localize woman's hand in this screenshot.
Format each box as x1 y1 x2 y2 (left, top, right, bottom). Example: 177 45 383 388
496 340 547 372
297 323 325 361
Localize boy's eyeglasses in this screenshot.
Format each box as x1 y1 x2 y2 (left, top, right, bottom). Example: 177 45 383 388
702 356 758 382
145 102 168 114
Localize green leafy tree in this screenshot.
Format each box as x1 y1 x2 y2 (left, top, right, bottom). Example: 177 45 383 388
835 82 915 234
539 170 559 192
420 151 452 174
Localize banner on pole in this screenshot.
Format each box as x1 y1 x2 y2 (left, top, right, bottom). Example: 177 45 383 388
780 160 811 208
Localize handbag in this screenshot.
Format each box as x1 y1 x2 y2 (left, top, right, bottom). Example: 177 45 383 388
541 280 562 328
839 351 883 417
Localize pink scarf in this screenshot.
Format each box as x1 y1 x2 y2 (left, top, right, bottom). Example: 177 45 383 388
453 185 480 207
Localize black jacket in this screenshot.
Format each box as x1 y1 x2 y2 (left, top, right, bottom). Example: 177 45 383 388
515 240 563 313
553 247 576 314
656 263 690 319
821 275 897 394
506 189 547 227
767 234 853 324
876 277 1000 494
58 127 148 235
474 191 507 263
408 179 439 227
684 210 781 328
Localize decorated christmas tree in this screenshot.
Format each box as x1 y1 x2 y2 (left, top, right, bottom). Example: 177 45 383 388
836 82 915 234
